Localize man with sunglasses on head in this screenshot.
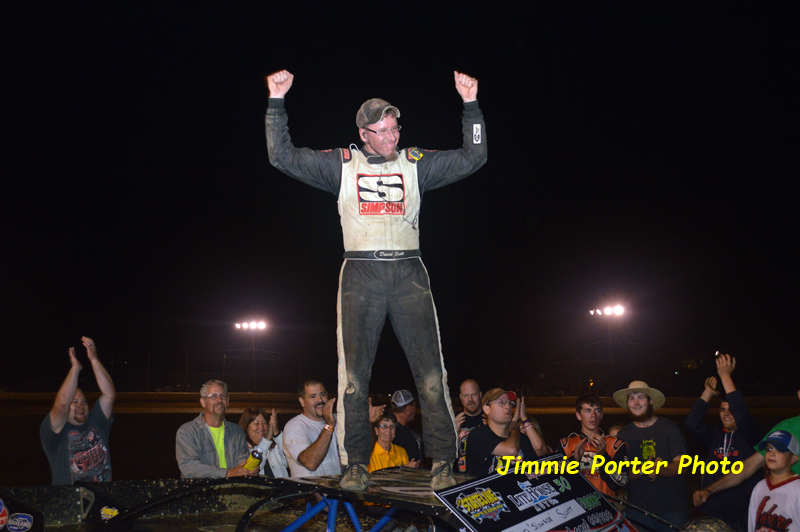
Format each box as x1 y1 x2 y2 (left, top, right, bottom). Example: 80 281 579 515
265 70 487 491
176 379 255 478
464 389 547 477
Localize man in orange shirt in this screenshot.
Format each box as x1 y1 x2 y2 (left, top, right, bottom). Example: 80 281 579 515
560 394 627 496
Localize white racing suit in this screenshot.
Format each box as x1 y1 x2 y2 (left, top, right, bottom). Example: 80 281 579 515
265 98 487 466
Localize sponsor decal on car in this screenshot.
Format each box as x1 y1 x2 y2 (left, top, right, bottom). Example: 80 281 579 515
7 513 34 532
0 498 9 528
101 506 120 521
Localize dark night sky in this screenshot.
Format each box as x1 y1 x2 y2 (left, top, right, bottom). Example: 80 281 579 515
3 3 797 395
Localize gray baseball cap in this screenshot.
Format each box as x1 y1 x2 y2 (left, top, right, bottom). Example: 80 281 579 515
390 389 414 408
356 98 401 128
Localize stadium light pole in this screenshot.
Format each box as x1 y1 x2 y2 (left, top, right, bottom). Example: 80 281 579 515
235 321 267 391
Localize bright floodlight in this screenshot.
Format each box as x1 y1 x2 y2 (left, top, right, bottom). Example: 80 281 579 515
614 305 624 315
235 323 241 329
249 321 257 329
589 310 595 315
604 307 613 315
596 309 602 315
258 321 266 329
242 322 249 329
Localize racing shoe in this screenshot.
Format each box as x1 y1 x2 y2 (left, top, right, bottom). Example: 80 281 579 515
339 463 369 491
430 460 457 490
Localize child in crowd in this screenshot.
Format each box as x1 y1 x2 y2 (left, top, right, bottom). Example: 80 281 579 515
748 430 800 532
608 424 625 438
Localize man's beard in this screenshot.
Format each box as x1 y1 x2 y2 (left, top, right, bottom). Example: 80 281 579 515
384 149 399 162
630 403 654 423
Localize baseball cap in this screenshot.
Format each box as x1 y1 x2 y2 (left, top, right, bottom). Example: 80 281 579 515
758 430 800 455
481 388 518 407
356 98 401 128
390 389 414 408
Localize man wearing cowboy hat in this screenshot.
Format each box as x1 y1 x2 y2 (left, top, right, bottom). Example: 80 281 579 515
615 380 690 532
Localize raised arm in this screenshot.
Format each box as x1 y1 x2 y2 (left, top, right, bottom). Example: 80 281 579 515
716 353 736 394
297 398 337 471
718 354 762 444
266 70 294 99
685 377 717 447
454 71 478 103
417 71 487 192
264 70 341 194
84 337 115 419
48 347 82 433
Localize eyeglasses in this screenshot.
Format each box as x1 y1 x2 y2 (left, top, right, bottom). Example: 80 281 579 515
203 392 228 401
364 125 401 138
491 400 515 407
378 424 397 430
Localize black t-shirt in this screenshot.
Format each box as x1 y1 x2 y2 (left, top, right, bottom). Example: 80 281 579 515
394 423 424 461
456 412 485 473
465 424 536 477
617 417 689 515
40 402 113 485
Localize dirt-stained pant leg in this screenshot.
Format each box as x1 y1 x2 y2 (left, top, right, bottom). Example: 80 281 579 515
387 258 457 462
336 259 387 465
336 258 457 466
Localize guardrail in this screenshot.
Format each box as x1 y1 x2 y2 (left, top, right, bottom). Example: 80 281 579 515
1 392 797 417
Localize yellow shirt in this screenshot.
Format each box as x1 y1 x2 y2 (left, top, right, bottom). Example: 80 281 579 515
368 442 409 473
207 424 227 469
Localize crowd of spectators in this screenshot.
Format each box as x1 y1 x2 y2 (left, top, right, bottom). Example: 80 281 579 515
39 341 800 532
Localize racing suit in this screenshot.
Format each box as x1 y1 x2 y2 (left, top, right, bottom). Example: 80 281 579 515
265 97 487 466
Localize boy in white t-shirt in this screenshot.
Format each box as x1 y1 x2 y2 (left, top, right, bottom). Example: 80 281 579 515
748 430 800 532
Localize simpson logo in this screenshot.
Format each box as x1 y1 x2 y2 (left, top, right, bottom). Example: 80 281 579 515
100 506 119 521
0 498 8 527
507 480 560 511
7 513 33 532
358 173 405 215
455 487 510 523
473 124 481 144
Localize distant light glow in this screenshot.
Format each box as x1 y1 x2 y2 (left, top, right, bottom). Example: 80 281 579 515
237 320 267 331
591 306 625 317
